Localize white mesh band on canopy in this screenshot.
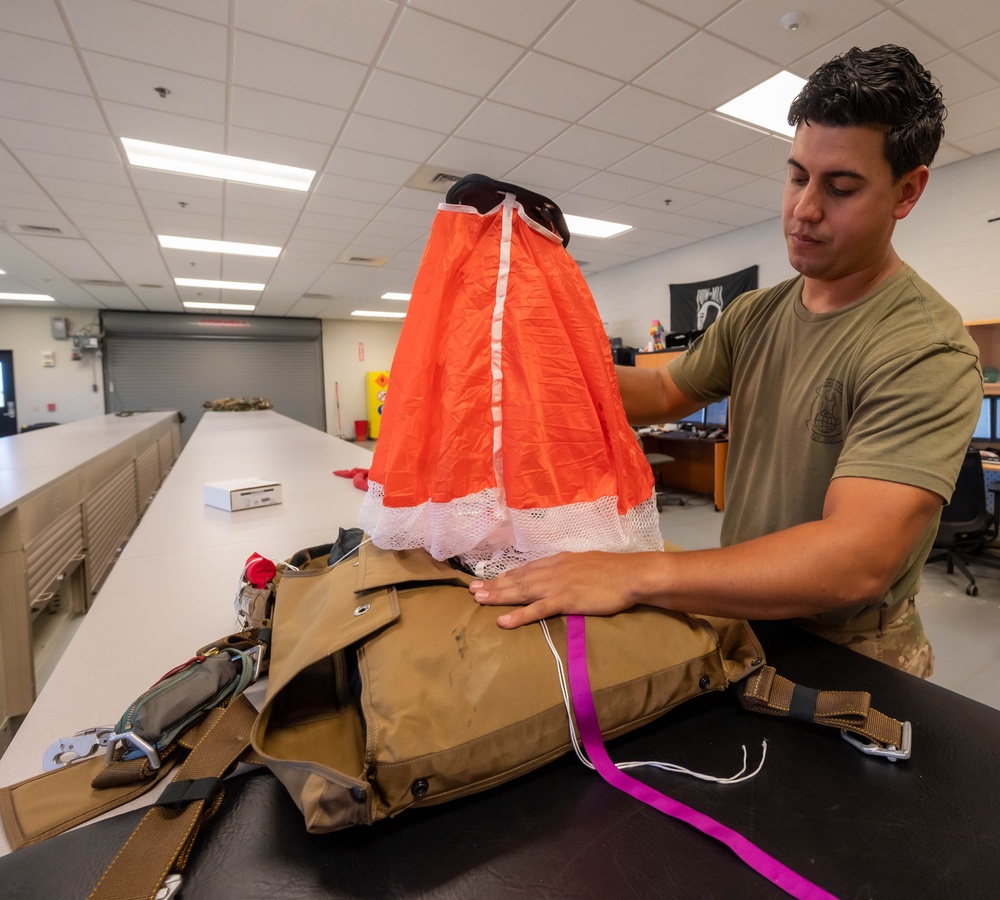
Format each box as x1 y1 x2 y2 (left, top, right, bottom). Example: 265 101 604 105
359 191 662 578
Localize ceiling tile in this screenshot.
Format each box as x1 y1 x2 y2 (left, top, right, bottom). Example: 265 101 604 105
961 34 1000 83
10 150 131 187
231 87 346 146
325 147 419 186
17 235 120 280
233 32 368 109
0 1 73 43
103 101 224 152
428 137 528 181
609 145 704 183
489 53 622 120
503 156 600 194
409 0 567 46
718 135 791 177
656 113 771 160
0 30 91 95
929 54 1000 109
628 183 710 214
378 8 523 96
537 126 643 169
720 177 784 210
140 1 231 25
574 171 660 203
235 0 397 64
535 0 694 81
456 102 570 154
897 0 1000 51
792 10 950 77
636 32 778 109
581 86 700 143
932 144 973 168
338 114 447 162
0 81 106 134
725 206 778 227
682 196 757 223
62 0 229 80
667 163 758 194
641 0 739 28
312 174 398 205
83 52 226 122
226 126 331 170
945 87 1000 141
35 176 135 205
0 119 122 165
951 127 1000 156
355 69 479 133
710 0 885 67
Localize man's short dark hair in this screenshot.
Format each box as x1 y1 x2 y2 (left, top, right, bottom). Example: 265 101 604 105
788 44 945 181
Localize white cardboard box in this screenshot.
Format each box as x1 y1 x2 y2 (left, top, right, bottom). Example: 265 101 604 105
203 477 282 511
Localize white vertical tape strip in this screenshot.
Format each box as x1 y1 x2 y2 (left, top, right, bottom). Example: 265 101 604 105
491 193 515 505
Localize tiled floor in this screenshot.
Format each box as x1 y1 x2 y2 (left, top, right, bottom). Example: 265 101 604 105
658 490 1000 711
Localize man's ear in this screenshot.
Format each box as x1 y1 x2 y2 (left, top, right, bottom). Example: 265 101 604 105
894 165 930 220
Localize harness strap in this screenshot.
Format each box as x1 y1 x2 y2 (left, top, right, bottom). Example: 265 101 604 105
737 665 907 751
565 615 837 900
88 693 257 900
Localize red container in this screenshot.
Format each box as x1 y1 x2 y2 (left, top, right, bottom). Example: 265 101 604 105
354 420 369 441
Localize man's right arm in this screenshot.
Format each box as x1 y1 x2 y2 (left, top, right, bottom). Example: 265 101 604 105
615 364 704 425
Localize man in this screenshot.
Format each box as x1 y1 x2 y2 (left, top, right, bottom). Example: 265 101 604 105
469 45 982 677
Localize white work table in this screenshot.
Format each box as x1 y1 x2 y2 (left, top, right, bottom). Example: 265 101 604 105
0 412 178 517
0 410 373 856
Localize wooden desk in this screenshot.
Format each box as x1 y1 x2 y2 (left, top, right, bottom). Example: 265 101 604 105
642 431 728 510
0 413 179 742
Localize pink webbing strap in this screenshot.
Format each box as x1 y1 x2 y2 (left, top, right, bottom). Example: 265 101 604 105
565 615 837 900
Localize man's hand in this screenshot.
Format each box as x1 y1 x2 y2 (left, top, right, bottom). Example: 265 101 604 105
469 551 646 628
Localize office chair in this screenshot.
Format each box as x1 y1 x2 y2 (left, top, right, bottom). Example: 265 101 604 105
645 452 685 510
925 448 1000 596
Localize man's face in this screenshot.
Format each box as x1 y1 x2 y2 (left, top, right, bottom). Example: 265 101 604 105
782 122 912 283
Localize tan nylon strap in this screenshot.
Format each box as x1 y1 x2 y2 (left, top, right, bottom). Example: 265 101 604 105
0 755 178 851
89 694 258 900
737 665 905 749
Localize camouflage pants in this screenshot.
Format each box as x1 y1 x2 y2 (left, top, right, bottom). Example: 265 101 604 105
804 597 934 679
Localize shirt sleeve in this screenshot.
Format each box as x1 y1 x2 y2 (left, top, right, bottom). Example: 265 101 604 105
834 343 983 502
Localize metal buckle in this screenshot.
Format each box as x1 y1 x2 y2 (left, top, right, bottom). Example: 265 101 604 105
840 720 912 762
245 643 266 683
154 873 183 900
104 730 162 770
42 726 116 771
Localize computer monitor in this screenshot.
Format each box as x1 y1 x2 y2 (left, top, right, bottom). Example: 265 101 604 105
676 409 705 426
704 398 729 431
973 396 994 441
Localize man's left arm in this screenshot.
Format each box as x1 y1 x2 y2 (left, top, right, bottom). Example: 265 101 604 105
469 475 942 627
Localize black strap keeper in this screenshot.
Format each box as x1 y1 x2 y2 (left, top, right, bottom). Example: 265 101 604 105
789 684 820 723
155 777 221 811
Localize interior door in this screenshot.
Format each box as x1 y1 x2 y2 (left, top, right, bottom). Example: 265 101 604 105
0 350 16 437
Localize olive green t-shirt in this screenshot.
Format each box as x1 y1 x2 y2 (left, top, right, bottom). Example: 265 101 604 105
669 264 982 631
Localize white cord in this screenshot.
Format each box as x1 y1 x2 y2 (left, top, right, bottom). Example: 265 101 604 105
538 619 766 784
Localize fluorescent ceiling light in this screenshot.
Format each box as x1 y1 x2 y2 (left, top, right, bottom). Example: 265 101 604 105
122 138 315 191
564 214 632 239
175 278 265 291
381 292 412 301
716 71 806 139
352 310 407 319
183 301 256 311
0 292 55 301
0 268 5 274
159 235 281 258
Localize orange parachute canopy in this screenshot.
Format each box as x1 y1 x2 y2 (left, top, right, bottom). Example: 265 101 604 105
359 177 661 577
